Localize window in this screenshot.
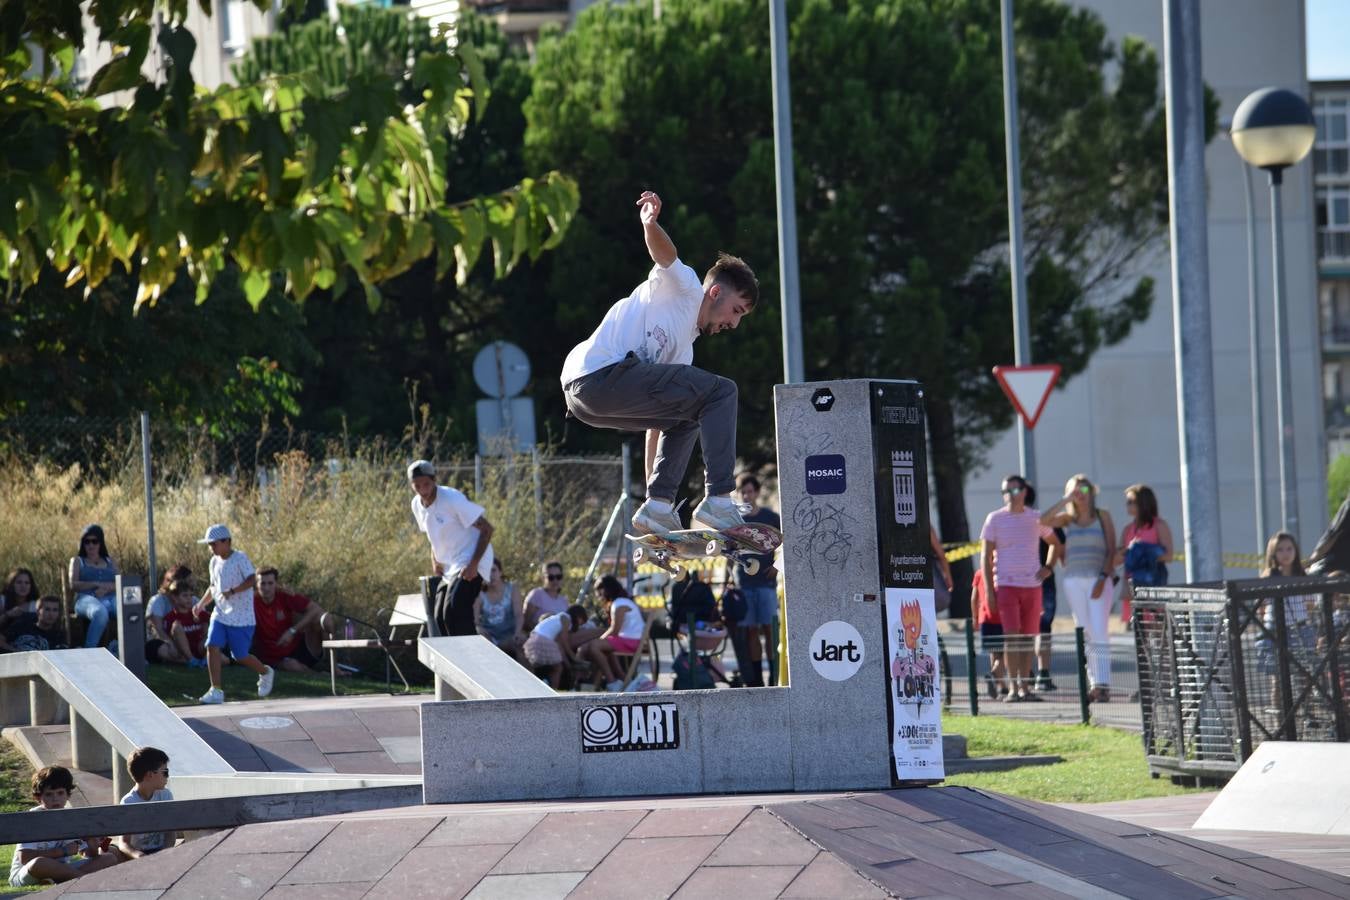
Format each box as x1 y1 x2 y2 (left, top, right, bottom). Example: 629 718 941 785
1315 95 1349 179
221 0 248 55
1320 186 1350 261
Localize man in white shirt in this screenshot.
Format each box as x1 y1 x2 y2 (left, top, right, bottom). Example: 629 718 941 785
560 191 759 535
408 460 496 636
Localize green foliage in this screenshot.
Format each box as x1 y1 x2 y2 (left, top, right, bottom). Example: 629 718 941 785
942 714 1205 803
524 0 1190 543
0 0 578 310
1330 454 1350 519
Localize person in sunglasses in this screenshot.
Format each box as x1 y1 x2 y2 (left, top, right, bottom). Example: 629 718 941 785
68 524 119 648
1041 475 1117 702
523 561 600 651
979 476 1060 702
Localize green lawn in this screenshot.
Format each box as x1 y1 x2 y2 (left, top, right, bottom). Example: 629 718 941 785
0 742 42 894
940 714 1208 804
145 662 430 707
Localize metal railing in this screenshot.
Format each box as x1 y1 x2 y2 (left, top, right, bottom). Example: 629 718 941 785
1133 574 1350 783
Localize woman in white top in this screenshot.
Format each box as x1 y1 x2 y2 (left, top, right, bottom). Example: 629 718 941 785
594 575 643 689
1041 475 1117 702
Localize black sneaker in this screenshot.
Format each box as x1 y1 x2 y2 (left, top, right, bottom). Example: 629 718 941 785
1034 674 1058 692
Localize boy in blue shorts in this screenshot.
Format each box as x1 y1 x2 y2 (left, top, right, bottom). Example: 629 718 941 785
192 524 273 704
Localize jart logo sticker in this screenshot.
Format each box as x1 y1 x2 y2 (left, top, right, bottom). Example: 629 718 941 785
805 454 846 495
580 703 680 753
808 620 866 681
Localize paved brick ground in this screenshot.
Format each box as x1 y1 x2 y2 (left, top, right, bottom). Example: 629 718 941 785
37 787 1350 899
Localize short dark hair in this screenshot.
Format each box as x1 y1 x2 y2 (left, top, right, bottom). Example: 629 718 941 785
32 766 74 796
159 564 192 593
543 560 563 574
704 253 759 308
565 604 589 630
257 567 279 580
737 473 761 491
36 595 61 610
128 747 169 783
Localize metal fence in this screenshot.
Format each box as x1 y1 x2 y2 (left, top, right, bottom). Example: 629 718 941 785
1133 574 1350 783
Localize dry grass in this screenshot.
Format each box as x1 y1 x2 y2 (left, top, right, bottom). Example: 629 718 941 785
0 438 622 624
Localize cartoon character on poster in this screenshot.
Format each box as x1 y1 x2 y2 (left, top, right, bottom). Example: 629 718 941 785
890 598 937 705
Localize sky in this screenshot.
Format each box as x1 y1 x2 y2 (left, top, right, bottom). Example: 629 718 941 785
1307 0 1350 80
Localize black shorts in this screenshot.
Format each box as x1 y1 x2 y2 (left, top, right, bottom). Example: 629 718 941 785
145 639 169 662
263 640 321 670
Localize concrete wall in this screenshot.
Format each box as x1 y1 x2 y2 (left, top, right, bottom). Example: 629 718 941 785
422 380 920 803
963 0 1325 564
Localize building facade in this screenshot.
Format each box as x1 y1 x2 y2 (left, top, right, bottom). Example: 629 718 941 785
1315 81 1350 458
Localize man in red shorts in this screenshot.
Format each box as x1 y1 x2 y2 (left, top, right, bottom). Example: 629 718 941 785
251 568 335 674
979 475 1061 702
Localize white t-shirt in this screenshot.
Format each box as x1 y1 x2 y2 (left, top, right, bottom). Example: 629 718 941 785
411 486 494 582
560 259 704 386
611 597 645 640
119 788 173 853
533 611 570 640
209 550 256 627
9 806 82 884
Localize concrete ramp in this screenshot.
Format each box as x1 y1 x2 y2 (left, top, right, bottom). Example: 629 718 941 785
49 786 1350 899
1195 741 1350 835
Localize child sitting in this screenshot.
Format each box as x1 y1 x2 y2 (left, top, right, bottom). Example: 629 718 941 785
523 604 592 689
114 747 175 858
163 581 210 669
9 766 121 887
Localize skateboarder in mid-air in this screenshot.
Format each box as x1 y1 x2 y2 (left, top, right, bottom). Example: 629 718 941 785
561 191 760 536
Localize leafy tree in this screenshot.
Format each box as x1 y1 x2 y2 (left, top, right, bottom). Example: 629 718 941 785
525 0 1203 612
0 0 578 311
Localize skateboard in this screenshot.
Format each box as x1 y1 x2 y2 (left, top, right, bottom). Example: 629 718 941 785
626 523 782 579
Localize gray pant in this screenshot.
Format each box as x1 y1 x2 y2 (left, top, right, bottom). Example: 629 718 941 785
565 355 737 501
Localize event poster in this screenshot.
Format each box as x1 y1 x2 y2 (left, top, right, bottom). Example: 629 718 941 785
884 586 944 780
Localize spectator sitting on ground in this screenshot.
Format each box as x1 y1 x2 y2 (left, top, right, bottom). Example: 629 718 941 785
0 568 39 652
114 747 175 859
594 575 642 690
68 524 119 649
669 570 729 681
8 766 121 887
523 604 591 689
475 560 525 662
4 597 70 652
162 579 211 668
146 565 192 656
251 567 338 675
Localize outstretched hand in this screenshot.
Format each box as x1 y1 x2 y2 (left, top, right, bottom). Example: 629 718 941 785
636 191 662 225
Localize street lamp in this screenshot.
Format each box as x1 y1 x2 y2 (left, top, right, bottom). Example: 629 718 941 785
1230 87 1316 543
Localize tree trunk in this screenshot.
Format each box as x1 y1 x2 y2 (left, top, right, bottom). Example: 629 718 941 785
928 393 973 618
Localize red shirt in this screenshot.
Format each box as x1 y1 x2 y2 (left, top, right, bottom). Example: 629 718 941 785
163 608 208 659
252 590 312 659
972 569 1001 627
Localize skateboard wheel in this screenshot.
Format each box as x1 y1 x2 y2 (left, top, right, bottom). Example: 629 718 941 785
742 558 761 577
705 539 721 557
672 564 687 580
633 546 645 564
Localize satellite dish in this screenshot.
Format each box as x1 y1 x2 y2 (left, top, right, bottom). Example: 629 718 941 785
472 341 531 398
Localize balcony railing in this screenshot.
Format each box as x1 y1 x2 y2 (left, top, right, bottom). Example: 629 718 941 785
1323 229 1350 262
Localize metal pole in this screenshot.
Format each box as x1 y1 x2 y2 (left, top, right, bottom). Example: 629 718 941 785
140 412 157 593
999 0 1035 485
1075 626 1090 725
769 0 803 384
1163 0 1222 582
532 447 544 554
1242 163 1269 552
621 443 635 592
965 617 979 716
474 453 483 499
1268 169 1300 542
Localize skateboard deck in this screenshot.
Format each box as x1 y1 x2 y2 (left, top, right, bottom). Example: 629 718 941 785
626 523 782 578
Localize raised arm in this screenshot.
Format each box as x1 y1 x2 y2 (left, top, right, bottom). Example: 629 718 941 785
637 191 677 267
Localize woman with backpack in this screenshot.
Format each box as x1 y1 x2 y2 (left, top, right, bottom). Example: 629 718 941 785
1042 475 1117 702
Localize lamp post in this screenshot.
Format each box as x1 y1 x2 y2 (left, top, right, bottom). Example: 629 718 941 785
1231 87 1316 543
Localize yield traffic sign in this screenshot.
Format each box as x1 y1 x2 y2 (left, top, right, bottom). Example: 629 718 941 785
992 364 1061 429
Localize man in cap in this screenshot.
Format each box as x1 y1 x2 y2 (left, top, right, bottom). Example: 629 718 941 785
192 524 274 704
408 460 496 636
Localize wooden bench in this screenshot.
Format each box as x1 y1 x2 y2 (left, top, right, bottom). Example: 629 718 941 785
418 636 555 701
320 593 426 695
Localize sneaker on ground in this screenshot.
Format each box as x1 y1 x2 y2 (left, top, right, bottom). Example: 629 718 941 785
691 495 748 531
604 679 624 692
199 687 225 705
631 499 682 535
1035 676 1058 692
257 666 275 698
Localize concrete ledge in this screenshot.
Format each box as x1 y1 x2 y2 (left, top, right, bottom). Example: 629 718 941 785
418 635 554 701
943 755 1064 774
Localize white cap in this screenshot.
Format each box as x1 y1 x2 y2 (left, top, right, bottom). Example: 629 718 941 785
197 523 232 544
407 459 435 480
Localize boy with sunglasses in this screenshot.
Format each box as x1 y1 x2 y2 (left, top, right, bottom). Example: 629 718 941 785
115 747 174 859
979 476 1061 702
